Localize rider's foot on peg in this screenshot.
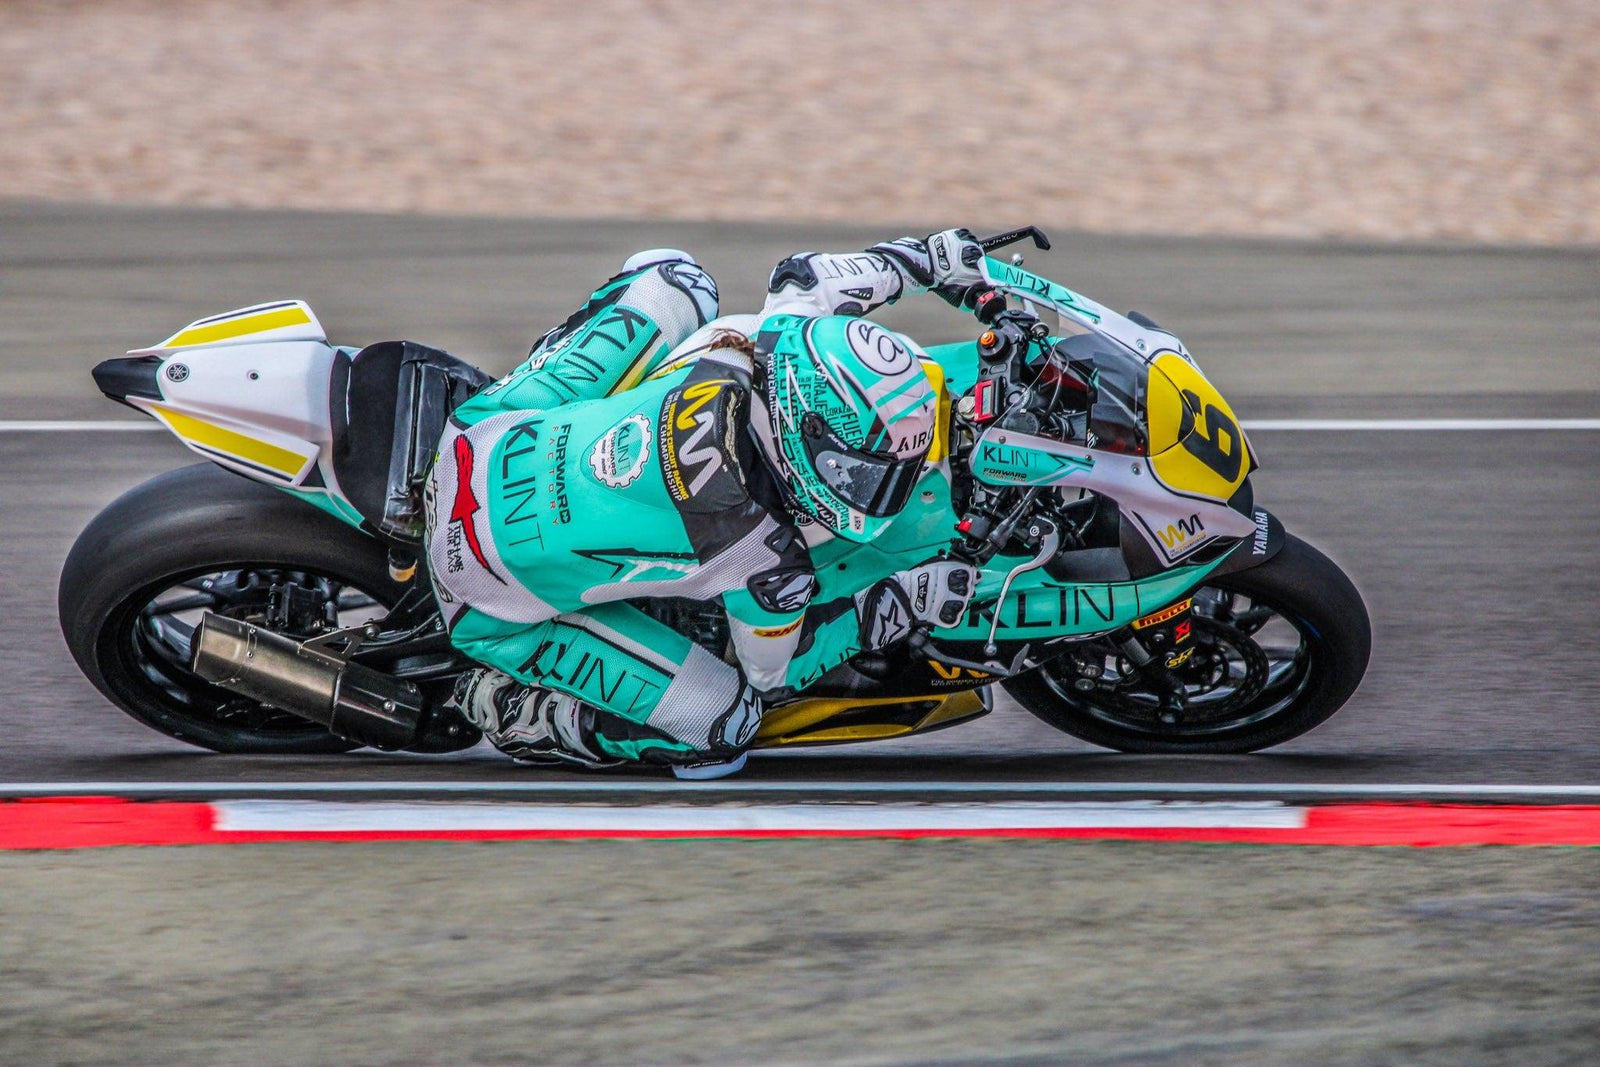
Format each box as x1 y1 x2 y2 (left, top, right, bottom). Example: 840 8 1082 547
672 753 749 780
452 669 619 768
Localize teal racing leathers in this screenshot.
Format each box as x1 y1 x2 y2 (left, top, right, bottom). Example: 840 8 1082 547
424 235 984 767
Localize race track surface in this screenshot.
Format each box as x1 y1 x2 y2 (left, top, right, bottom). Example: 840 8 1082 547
5 201 1598 791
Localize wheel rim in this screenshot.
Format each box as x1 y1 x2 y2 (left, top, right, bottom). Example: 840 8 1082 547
1034 585 1317 739
109 566 390 740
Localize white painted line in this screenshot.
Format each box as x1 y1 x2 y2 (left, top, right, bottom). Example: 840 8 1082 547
0 420 161 432
1243 418 1600 432
6 780 1600 799
1 419 1597 434
213 800 1307 833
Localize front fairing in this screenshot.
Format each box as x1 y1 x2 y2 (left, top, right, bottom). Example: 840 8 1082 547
980 256 1195 365
828 256 1266 643
919 260 1261 587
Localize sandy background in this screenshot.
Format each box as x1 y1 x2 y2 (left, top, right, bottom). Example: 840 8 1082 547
2 0 1597 244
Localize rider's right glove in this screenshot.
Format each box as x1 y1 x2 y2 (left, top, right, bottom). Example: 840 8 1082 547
854 559 980 650
925 228 989 311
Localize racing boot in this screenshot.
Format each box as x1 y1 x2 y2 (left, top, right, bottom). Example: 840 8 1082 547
450 669 621 769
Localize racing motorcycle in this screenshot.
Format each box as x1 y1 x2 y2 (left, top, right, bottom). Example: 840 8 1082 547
59 227 1370 759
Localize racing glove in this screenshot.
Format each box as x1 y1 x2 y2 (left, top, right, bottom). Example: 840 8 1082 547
865 228 990 313
854 559 980 649
924 228 989 311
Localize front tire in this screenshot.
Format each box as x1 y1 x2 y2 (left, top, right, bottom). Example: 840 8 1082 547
59 464 405 754
1003 534 1371 753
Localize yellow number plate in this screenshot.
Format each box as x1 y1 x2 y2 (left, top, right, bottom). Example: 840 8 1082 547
1146 353 1250 502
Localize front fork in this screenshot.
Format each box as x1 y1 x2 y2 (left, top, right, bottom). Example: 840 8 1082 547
1111 596 1199 722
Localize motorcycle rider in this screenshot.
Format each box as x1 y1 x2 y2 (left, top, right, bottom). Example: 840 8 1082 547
426 229 994 776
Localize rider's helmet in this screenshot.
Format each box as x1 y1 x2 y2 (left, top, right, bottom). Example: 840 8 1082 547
754 314 936 542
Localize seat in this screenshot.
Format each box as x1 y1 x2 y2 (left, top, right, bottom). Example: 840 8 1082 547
327 340 492 544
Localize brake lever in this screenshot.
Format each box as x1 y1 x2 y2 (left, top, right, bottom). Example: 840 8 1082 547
976 226 1052 253
982 516 1060 656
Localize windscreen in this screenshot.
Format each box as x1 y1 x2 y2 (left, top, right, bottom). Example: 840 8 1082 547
1044 331 1148 455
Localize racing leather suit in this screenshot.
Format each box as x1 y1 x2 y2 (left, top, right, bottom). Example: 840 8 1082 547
425 234 983 766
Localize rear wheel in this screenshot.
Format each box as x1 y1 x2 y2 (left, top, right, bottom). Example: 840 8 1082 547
1003 534 1370 753
60 464 405 753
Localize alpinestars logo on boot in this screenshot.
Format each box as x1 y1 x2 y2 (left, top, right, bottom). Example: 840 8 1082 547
448 434 506 584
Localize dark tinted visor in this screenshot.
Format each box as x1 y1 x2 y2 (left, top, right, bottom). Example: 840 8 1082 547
801 416 924 517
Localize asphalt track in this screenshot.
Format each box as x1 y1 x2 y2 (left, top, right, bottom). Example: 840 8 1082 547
4 201 1599 793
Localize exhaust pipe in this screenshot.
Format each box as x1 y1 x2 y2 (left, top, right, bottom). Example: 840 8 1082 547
190 612 424 750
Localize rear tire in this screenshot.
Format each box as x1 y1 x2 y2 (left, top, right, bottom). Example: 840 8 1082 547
59 464 404 753
1003 534 1371 753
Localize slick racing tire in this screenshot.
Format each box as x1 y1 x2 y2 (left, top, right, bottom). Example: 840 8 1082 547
1003 534 1371 754
59 464 406 754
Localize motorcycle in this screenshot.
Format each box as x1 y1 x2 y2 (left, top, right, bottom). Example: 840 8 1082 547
59 227 1370 759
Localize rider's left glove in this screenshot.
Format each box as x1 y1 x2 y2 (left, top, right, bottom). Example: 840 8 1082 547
925 228 988 311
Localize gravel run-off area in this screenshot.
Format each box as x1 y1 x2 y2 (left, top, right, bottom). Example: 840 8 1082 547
2 840 1598 1065
2 0 1597 244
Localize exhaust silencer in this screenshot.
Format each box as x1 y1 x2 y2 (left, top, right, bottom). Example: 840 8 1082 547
190 612 424 750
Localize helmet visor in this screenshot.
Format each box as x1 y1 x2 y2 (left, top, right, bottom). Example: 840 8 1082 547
804 424 925 517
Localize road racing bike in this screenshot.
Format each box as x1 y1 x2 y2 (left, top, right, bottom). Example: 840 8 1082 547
60 228 1371 759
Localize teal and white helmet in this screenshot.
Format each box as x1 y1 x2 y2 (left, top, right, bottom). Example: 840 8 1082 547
755 314 936 542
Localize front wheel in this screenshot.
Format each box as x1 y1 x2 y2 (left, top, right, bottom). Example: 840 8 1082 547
1003 534 1371 753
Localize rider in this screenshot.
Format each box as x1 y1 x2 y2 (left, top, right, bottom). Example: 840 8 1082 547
426 229 993 776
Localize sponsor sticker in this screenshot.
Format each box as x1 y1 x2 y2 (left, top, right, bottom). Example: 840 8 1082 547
928 659 991 685
589 413 652 489
446 433 505 584
752 618 803 639
661 379 731 502
1253 510 1271 555
547 422 572 523
1132 598 1192 630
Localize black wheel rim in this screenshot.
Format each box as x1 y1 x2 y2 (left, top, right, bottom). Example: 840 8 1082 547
109 565 390 740
1034 585 1317 739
